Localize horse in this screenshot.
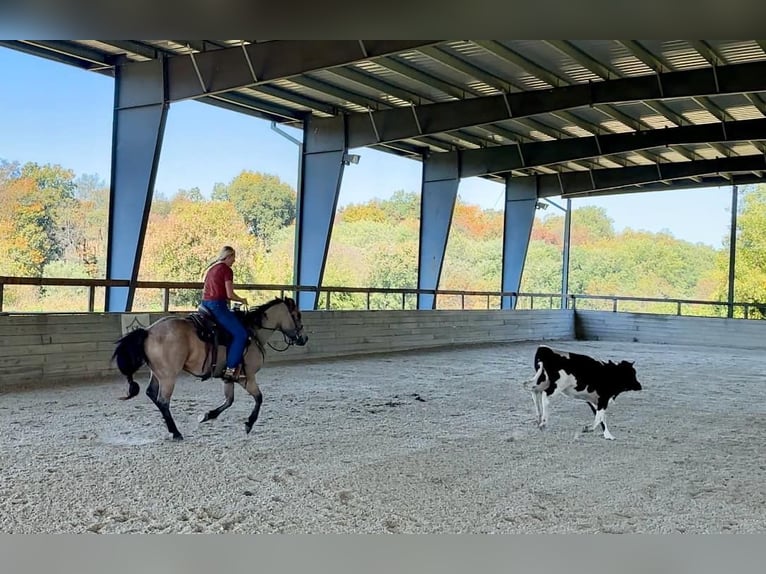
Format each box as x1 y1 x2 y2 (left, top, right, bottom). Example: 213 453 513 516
111 297 308 440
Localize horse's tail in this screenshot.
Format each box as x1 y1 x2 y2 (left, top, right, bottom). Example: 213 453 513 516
112 328 150 400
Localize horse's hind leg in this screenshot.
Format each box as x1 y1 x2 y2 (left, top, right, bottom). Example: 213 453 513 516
146 374 183 440
244 377 263 435
199 382 235 423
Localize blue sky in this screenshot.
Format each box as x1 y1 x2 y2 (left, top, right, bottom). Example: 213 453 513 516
0 47 735 248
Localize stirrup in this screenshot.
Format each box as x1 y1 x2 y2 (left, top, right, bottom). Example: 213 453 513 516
222 367 237 382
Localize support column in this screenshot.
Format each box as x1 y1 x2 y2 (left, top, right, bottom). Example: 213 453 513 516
501 176 537 309
295 115 347 310
417 152 460 310
727 184 739 318
105 58 169 312
561 198 572 309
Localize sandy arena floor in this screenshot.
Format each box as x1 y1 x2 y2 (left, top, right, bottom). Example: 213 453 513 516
1 339 764 533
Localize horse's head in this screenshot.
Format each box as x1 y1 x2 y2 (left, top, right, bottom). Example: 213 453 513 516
246 297 308 346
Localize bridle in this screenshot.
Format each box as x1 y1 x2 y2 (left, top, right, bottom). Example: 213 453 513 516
240 302 303 353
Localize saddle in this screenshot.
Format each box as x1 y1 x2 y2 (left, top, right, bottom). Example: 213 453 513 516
186 305 251 381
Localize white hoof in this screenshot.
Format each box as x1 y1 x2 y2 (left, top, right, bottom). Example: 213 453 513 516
603 433 615 440
197 413 208 424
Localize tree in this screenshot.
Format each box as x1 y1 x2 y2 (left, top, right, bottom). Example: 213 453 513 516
139 198 261 309
706 185 766 315
570 206 615 244
212 171 296 248
0 176 54 276
380 190 420 222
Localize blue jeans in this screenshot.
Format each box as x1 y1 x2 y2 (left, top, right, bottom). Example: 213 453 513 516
200 300 248 370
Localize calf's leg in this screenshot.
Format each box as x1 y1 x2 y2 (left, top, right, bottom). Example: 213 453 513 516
590 407 615 440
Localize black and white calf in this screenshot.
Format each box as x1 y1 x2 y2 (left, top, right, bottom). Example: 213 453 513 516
524 345 642 440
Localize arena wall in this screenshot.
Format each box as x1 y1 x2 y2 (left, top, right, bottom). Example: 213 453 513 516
0 309 574 390
575 310 766 348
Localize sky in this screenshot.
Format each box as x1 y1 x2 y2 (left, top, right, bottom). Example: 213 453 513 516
0 47 737 248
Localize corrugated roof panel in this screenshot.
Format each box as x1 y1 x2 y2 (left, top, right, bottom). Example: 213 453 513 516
597 157 625 168
77 40 135 58
144 40 194 54
527 130 556 142
707 40 766 64
568 41 655 77
499 40 602 84
449 42 554 90
600 119 636 133
657 150 693 163
489 119 549 142
396 49 500 97
637 40 710 71
705 93 757 109
237 86 313 113
353 60 456 103
723 104 765 120
569 106 636 133
308 69 402 108
561 125 594 138
635 114 677 129
675 143 715 159
729 143 763 156
624 153 655 165
683 109 721 125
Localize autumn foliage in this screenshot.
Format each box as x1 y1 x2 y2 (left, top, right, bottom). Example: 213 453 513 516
0 158 757 314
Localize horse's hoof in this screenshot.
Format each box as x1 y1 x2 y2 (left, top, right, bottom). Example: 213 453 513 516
172 434 184 441
245 423 253 434
198 413 209 423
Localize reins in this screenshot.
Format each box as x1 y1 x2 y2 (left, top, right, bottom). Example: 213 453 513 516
239 302 299 353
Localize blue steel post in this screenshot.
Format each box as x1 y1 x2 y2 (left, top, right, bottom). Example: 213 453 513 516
105 57 169 312
417 151 460 310
295 115 347 310
501 176 538 309
561 198 572 309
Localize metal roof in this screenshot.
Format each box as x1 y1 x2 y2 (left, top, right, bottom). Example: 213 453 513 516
3 39 766 197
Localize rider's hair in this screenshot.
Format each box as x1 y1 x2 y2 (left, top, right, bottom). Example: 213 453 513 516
202 245 236 279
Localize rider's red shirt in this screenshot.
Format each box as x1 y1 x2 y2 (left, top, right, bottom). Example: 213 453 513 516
202 263 233 301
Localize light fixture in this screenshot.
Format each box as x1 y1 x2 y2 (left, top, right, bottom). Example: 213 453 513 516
342 153 361 165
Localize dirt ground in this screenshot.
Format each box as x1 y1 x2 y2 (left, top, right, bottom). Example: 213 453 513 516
1 339 764 533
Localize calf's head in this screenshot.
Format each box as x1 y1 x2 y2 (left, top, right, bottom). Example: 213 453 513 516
617 360 642 391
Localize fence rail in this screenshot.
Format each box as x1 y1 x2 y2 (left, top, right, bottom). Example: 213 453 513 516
0 275 764 319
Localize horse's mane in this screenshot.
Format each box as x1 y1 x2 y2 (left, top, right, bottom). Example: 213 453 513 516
242 297 287 329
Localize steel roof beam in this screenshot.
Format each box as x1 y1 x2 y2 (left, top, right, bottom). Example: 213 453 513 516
437 117 766 178
162 40 440 101
0 40 102 70
565 173 766 197
346 59 766 148
534 155 766 198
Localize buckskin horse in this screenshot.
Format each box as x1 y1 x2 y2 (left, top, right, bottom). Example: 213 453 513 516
111 297 308 440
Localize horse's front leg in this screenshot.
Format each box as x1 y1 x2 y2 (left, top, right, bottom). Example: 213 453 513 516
244 375 263 435
198 381 235 423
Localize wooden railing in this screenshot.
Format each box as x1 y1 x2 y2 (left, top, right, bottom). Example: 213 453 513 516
0 275 764 319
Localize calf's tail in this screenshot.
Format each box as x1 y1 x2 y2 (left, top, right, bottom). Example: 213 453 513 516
112 329 150 400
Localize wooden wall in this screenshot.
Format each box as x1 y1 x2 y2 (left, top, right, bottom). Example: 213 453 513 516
575 310 766 348
0 309 574 390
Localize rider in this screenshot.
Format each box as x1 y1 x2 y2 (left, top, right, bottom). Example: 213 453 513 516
201 246 249 382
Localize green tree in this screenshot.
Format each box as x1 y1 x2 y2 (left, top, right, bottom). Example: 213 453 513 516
212 171 296 248
139 197 261 309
